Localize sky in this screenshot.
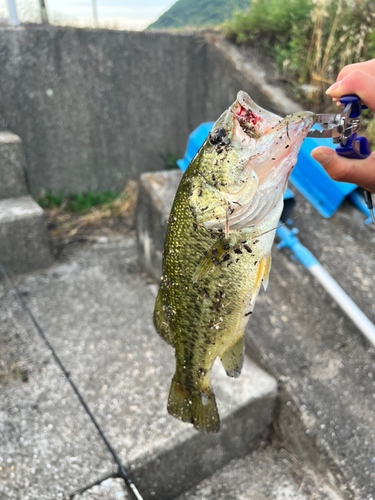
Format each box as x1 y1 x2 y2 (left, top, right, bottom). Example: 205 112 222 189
0 0 177 30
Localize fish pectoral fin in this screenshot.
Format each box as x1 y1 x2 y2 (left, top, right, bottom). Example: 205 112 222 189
167 375 220 433
153 288 174 347
220 334 245 378
193 235 236 282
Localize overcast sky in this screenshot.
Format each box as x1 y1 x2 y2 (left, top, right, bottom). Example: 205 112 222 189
0 0 177 29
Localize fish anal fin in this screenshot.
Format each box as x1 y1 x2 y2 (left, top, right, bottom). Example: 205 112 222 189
251 257 266 302
220 334 245 378
167 375 220 433
153 288 174 347
262 254 272 291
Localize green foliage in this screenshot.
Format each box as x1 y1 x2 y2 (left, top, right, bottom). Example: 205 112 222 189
37 190 118 212
147 0 250 30
222 0 312 45
221 0 375 88
65 191 118 212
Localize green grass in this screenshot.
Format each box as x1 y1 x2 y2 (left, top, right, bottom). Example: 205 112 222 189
221 0 375 92
37 190 118 212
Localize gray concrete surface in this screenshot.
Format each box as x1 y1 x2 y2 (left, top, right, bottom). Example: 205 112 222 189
0 27 299 195
245 192 375 499
177 445 342 500
136 170 375 499
0 236 277 500
0 131 28 200
0 196 52 274
75 478 128 499
136 169 183 280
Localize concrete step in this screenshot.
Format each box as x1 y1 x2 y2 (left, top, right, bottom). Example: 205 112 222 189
0 196 53 274
135 169 375 499
177 445 343 500
0 236 277 500
0 131 28 200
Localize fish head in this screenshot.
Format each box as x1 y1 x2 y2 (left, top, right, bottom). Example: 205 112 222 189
229 91 315 182
199 91 315 230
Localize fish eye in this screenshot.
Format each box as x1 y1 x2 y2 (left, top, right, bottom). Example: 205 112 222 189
209 127 227 145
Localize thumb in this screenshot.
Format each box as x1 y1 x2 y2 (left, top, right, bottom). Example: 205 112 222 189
311 147 375 193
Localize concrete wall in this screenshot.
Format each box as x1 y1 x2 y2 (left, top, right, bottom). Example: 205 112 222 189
0 26 289 195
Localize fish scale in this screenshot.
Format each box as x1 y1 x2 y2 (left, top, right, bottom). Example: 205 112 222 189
154 91 314 432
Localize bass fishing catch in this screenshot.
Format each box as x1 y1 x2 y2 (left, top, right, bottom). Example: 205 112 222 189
154 91 314 433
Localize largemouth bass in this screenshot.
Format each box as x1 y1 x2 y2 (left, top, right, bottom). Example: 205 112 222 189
154 91 314 433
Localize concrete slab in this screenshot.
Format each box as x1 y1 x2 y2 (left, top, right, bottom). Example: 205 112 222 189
244 192 375 499
75 478 128 500
135 169 375 499
0 196 53 274
177 445 342 500
0 131 28 200
0 236 277 500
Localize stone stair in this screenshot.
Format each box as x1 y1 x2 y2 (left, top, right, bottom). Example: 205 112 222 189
177 445 342 500
134 169 357 500
0 236 277 500
0 130 52 274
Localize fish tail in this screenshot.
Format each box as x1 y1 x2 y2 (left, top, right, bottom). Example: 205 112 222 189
167 375 220 433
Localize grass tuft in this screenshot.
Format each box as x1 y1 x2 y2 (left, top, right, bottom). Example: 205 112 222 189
37 181 139 247
37 190 118 212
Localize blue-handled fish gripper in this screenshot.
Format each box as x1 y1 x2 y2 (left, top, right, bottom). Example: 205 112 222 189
336 95 374 223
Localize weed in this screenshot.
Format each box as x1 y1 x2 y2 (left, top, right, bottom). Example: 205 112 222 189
37 190 118 212
40 181 138 245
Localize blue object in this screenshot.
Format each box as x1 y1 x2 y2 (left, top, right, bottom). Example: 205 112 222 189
276 225 318 269
336 132 371 160
336 95 370 161
339 94 368 118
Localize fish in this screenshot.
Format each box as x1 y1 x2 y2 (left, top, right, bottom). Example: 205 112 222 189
154 91 314 433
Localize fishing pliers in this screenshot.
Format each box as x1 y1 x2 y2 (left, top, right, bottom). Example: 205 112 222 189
307 95 374 223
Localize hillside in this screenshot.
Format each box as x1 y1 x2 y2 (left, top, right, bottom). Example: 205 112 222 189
147 0 250 30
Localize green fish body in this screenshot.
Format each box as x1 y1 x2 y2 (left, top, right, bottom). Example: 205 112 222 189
154 92 314 432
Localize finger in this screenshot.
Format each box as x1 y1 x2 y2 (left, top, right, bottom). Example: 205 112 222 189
310 147 375 193
326 70 375 112
337 59 375 81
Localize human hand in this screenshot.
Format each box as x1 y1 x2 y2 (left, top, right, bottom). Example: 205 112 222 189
310 59 375 193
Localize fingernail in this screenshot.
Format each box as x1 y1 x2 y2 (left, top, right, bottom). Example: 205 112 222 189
326 82 340 95
311 150 333 166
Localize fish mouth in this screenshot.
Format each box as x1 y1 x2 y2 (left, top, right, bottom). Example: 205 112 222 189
230 91 315 145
